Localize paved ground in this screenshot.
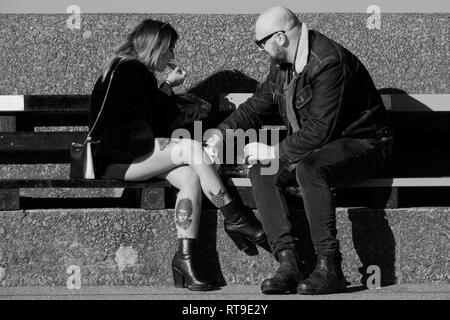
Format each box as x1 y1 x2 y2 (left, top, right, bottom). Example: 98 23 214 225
0 284 448 300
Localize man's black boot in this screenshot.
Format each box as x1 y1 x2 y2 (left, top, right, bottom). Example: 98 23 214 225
261 250 306 294
296 253 347 295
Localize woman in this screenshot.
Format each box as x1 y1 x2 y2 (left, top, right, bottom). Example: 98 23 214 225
90 19 270 291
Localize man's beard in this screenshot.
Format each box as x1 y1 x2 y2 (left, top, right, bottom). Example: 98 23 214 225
277 62 292 70
271 58 292 70
270 54 291 70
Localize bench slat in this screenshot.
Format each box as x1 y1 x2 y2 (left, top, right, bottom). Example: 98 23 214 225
344 177 450 187
0 95 90 113
0 177 450 189
382 94 450 112
0 132 86 151
0 96 24 111
220 93 450 112
2 94 449 113
0 179 170 189
2 177 447 190
24 95 90 112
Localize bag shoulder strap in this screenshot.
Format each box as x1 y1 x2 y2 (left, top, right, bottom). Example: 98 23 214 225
87 57 125 142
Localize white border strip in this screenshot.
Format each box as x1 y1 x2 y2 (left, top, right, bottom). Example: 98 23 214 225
223 93 450 112
0 96 24 111
383 94 450 112
229 177 450 188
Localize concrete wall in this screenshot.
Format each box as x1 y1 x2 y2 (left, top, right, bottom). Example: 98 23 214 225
0 208 448 287
0 13 449 288
1 13 449 96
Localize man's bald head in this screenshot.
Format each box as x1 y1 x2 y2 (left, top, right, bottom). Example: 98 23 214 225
255 6 301 40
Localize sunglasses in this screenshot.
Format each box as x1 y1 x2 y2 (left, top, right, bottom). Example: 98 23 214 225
255 30 285 49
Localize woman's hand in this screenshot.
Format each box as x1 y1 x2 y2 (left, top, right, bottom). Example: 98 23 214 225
166 66 187 87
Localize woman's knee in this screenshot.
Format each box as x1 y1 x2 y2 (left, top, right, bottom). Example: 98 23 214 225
176 167 201 190
176 139 205 164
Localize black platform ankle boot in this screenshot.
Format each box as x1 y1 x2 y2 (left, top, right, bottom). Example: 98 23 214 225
220 201 271 256
261 250 306 294
171 239 213 291
296 253 347 295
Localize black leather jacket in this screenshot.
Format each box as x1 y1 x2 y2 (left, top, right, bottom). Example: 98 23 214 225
218 30 392 168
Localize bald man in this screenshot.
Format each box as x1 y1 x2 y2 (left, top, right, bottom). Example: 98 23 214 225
206 7 393 295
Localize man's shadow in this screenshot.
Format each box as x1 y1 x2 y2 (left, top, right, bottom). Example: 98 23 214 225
333 87 403 287
186 69 259 129
347 208 397 287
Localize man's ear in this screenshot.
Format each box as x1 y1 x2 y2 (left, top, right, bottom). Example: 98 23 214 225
277 33 288 47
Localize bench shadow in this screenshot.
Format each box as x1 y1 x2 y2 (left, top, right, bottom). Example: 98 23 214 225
378 87 433 112
378 87 450 178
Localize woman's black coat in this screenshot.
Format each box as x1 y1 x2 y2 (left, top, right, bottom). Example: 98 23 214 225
89 58 173 177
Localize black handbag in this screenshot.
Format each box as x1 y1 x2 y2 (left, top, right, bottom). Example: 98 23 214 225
69 137 96 179
69 58 123 179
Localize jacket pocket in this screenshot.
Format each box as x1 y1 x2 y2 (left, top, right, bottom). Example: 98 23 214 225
272 90 284 104
295 85 313 109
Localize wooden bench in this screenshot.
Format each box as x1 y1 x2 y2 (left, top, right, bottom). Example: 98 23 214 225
219 93 450 208
1 93 450 210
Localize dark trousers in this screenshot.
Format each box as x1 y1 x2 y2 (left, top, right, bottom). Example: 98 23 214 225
249 137 391 258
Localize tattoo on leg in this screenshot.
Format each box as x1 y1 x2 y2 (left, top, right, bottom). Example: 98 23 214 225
157 138 179 151
175 198 193 230
208 188 227 208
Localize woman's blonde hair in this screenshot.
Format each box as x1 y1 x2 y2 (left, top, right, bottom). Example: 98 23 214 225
102 19 178 81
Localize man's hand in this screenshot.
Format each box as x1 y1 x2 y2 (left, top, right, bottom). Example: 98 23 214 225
204 129 223 153
204 129 224 167
244 142 276 164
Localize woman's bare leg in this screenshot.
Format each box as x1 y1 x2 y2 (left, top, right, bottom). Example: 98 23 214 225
169 138 233 208
102 137 270 254
104 138 233 209
157 166 202 239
